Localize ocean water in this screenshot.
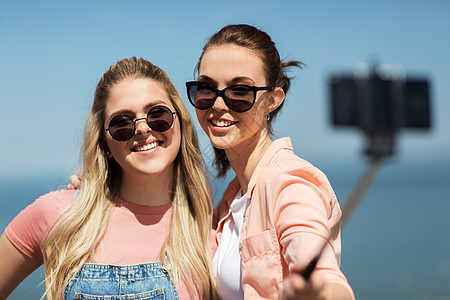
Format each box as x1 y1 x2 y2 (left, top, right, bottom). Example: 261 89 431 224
1 158 449 299
326 158 450 300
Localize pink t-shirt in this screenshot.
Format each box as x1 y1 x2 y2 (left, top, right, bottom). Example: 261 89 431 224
5 189 206 299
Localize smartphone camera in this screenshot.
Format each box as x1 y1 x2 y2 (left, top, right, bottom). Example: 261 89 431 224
329 64 431 156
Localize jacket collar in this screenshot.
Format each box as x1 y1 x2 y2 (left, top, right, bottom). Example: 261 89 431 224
245 137 293 200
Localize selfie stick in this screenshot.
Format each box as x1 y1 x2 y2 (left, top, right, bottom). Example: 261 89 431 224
300 62 430 279
301 154 383 279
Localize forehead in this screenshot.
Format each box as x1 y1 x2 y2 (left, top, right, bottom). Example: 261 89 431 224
199 45 266 84
105 78 173 114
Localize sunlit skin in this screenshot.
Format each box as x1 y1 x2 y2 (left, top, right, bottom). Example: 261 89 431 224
196 44 284 193
104 78 181 206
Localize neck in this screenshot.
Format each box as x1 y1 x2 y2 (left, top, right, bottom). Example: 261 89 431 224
225 131 272 195
119 167 174 207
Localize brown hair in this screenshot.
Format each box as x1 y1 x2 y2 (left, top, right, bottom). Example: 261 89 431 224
196 24 304 177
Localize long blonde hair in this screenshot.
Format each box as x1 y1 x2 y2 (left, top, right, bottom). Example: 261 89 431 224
42 57 216 299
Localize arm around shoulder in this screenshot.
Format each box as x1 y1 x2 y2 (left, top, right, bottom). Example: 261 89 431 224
0 233 42 299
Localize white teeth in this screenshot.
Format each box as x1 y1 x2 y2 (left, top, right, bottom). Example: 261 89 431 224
211 119 234 127
133 142 159 152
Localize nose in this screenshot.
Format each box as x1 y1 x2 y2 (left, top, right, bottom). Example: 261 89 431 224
211 95 229 111
135 117 151 135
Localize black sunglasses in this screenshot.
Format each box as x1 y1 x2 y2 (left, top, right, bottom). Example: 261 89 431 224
185 81 273 112
105 105 176 142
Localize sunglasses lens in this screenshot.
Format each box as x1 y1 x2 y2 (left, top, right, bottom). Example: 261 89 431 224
108 115 135 141
189 83 216 109
188 82 255 112
224 86 254 112
147 106 174 132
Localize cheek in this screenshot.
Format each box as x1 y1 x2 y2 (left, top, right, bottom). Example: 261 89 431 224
170 121 182 155
106 140 121 159
173 126 182 150
244 112 265 131
247 98 269 127
104 135 128 160
195 110 208 129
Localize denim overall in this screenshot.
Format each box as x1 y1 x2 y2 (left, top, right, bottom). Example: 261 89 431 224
64 262 179 300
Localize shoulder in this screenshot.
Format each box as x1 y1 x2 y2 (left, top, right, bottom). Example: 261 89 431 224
250 137 333 192
253 143 338 217
11 189 75 227
31 189 76 217
265 148 332 193
5 189 76 261
35 188 77 204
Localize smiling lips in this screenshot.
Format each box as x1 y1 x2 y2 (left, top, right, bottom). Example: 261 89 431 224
211 119 236 127
132 141 160 152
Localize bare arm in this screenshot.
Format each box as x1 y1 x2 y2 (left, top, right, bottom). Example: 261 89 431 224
0 233 42 299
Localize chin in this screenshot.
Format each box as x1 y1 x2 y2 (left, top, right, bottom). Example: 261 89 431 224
209 138 234 151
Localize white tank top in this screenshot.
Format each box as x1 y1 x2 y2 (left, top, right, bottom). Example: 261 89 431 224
212 190 249 300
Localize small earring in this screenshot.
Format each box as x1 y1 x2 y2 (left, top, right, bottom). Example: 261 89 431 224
266 113 271 121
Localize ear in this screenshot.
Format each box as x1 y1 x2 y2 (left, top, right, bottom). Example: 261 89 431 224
105 147 113 158
265 87 285 114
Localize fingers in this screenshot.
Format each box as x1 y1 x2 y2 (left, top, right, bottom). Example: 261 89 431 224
281 273 306 300
67 174 82 190
280 272 325 300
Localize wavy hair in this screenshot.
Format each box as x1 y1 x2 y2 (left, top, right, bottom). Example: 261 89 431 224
42 57 216 299
196 24 304 177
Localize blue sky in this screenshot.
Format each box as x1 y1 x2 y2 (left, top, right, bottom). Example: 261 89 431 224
1 0 449 180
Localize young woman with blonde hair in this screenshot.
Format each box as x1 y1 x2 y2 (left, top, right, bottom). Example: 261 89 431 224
0 57 216 299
